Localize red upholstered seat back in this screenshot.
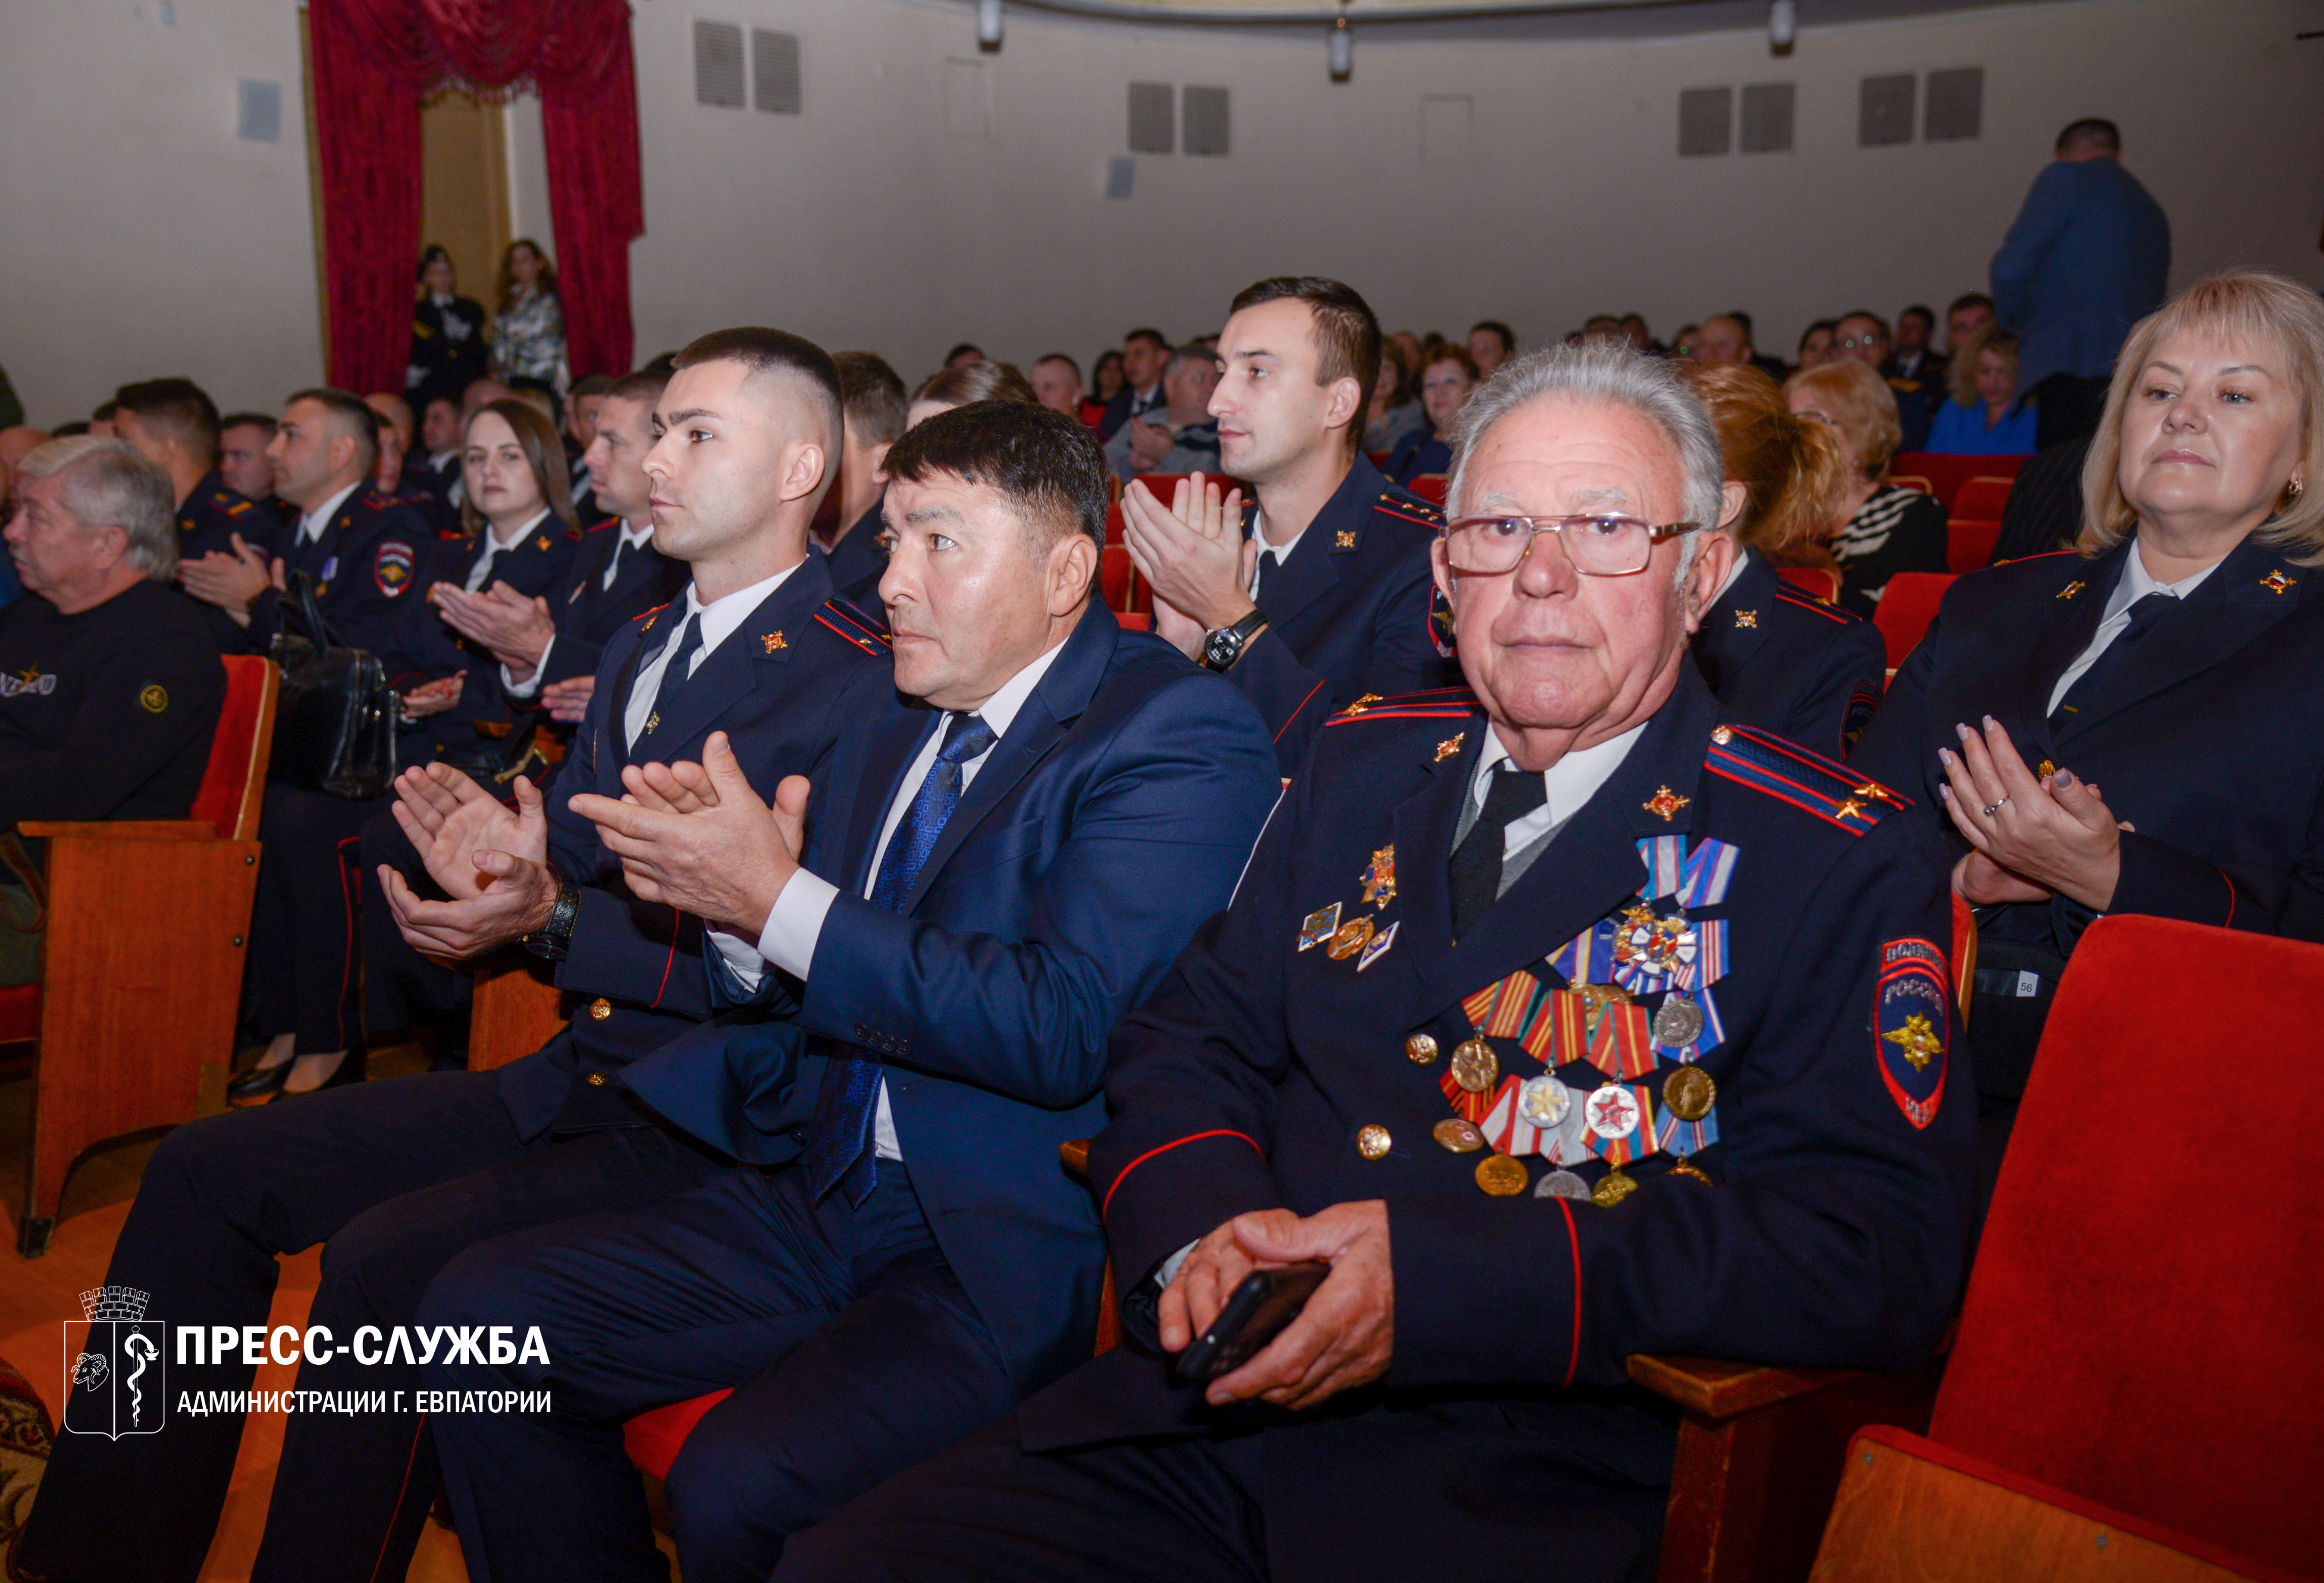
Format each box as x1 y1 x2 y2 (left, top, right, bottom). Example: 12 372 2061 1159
189 655 277 841
1406 473 1448 505
1951 476 2014 520
1929 916 2324 1578
1871 572 1954 668
1889 451 2027 512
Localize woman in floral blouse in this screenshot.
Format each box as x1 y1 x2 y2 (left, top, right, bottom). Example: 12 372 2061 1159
487 238 569 396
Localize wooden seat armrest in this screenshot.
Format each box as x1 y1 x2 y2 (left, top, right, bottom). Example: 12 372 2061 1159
18 820 218 841
1626 1355 1867 1420
1060 1139 1091 1178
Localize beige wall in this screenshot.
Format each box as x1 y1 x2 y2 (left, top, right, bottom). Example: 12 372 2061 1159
1 0 2317 425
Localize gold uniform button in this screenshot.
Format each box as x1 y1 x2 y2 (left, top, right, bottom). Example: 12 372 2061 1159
1356 1124 1392 1160
586 1072 608 1087
1405 1032 1439 1065
589 998 612 1021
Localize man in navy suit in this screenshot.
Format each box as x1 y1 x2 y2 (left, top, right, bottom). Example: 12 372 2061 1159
774 345 1974 1583
1122 277 1455 775
414 400 1281 1583
17 328 891 1583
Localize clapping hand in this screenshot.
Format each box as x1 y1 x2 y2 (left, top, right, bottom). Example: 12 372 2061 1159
1938 716 2129 911
176 533 276 624
378 763 557 962
567 731 810 935
432 581 558 674
541 675 594 724
1123 472 1251 656
398 674 464 721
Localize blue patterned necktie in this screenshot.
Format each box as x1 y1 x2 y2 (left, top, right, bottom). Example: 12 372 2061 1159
803 710 998 1202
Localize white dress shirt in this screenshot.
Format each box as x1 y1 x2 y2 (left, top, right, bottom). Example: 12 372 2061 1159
619 561 803 752
466 509 552 593
504 518 654 697
297 480 363 547
2044 546 2223 715
712 637 1071 1161
1245 509 1309 600
1466 719 1648 861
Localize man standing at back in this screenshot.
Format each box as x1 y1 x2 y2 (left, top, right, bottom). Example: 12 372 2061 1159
1122 276 1452 773
1991 116 2170 448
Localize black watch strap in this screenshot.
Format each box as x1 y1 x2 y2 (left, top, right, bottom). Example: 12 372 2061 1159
1200 609 1270 672
523 879 582 961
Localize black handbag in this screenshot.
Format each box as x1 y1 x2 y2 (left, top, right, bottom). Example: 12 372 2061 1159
267 574 398 800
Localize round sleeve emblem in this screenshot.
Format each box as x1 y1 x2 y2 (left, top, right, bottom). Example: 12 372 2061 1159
139 685 169 713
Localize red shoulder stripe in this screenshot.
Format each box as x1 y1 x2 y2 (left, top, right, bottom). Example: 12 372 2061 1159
1773 587 1854 625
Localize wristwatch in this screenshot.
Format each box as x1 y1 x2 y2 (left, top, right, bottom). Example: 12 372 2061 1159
1198 609 1270 672
522 879 582 961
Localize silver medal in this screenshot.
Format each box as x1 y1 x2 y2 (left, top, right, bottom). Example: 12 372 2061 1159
1535 1169 1590 1200
1652 995 1704 1049
1519 1074 1570 1128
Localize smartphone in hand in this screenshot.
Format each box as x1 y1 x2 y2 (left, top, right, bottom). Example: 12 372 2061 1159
1173 1262 1330 1385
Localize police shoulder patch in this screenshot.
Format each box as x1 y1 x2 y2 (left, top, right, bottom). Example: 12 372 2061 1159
373 541 416 597
813 597 892 655
1876 938 1951 1128
1703 724 1909 835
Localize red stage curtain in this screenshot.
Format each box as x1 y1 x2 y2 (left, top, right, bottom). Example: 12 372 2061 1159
307 0 642 394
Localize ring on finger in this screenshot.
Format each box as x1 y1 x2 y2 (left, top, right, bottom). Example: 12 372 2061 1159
1981 795 2011 817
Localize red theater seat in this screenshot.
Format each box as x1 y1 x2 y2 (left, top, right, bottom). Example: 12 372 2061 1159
1406 474 1448 505
1947 518 2002 573
1888 452 2028 512
1811 917 2324 1583
1872 572 1955 669
13 655 278 1256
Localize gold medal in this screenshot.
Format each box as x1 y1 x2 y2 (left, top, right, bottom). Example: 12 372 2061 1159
1591 1167 1639 1208
1357 1124 1393 1160
1475 1153 1529 1196
1405 1032 1440 1065
1432 1117 1485 1153
1669 1157 1712 1184
1662 1065 1716 1123
1449 1037 1498 1093
1326 917 1375 961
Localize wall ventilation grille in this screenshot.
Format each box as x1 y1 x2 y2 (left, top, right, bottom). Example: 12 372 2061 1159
1859 73 1917 146
1677 86 1731 157
752 29 801 115
1182 86 1229 157
1924 66 1983 141
1128 82 1175 154
694 21 746 110
1738 82 1794 154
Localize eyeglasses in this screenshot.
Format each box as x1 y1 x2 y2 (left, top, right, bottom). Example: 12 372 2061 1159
1836 334 1886 351
1442 514 1703 578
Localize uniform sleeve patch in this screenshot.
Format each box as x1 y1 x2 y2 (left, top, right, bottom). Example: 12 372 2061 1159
139 685 169 713
374 541 416 597
1876 938 1950 1129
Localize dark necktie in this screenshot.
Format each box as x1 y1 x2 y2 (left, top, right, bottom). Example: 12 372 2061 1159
638 610 701 744
803 711 1000 1202
2050 591 2175 723
1449 766 1548 941
1253 547 1279 606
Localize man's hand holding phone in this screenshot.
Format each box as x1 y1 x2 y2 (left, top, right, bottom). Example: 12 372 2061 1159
1156 1200 1394 1411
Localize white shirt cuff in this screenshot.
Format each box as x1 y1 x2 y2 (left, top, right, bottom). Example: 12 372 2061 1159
1155 1240 1199 1290
757 868 841 981
501 634 553 697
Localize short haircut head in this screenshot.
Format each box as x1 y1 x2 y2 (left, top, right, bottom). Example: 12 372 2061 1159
605 368 671 412
1783 359 1902 479
16 435 179 578
944 343 985 364
506 376 559 421
1468 320 1515 354
569 373 617 403
113 377 221 468
834 351 910 447
284 387 380 475
1898 304 1935 331
1034 352 1083 386
1448 344 1725 587
1123 328 1170 354
220 412 278 437
1947 292 1995 319
883 400 1109 560
1837 310 1891 340
672 327 845 460
366 391 413 440
2056 117 2121 156
1725 311 1756 339
1797 318 1839 354
1233 276 1382 454
911 359 1038 410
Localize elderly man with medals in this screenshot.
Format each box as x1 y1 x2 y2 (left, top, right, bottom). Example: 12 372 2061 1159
772 343 1981 1583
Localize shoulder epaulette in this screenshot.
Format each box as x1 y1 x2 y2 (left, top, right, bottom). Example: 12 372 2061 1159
220 495 252 516
1326 684 1480 726
633 601 672 633
1705 724 1910 835
436 527 469 541
1772 585 1858 625
566 523 586 541
587 518 620 534
1372 492 1444 531
813 596 891 655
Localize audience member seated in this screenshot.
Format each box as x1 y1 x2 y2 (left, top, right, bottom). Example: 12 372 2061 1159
1888 302 1947 384
232 396 583 1102
407 243 490 408
87 401 119 439
1855 269 2323 1197
1836 309 1940 453
505 375 560 426
15 328 893 1583
110 377 281 650
0 437 225 885
411 399 1282 1582
1988 431 2092 563
1122 276 1454 773
1467 318 1515 377
1786 358 1949 616
1678 361 1887 756
486 238 570 396
1688 311 1755 367
1669 322 1699 359
1028 352 1085 417
1362 339 1424 454
1619 311 1659 354
773 343 1973 1583
1089 348 1125 413
908 358 1037 430
1386 342 1477 484
1947 292 1995 358
1793 317 1838 373
822 350 909 603
944 342 985 368
1926 324 2038 455
461 374 514 421
363 389 454 532
1097 328 1169 440
1105 345 1222 483
405 392 464 505
565 371 614 518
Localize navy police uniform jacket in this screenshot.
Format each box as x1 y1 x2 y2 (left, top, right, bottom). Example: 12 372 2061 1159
1855 534 2324 952
1692 552 1887 759
1230 454 1454 774
1022 666 1975 1546
539 518 689 688
380 520 581 762
622 597 1282 1391
174 468 282 652
820 499 890 608
491 554 894 1143
246 484 442 658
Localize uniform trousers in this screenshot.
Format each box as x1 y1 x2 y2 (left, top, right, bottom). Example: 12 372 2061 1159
358 804 471 1042
774 1385 1675 1583
16 1069 721 1583
420 1160 1016 1583
249 783 384 1055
